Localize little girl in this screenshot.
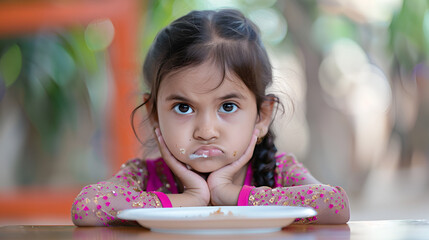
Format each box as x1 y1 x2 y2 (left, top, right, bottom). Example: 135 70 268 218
72 9 350 226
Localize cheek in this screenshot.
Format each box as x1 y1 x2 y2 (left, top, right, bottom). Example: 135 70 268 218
227 122 255 160
159 119 190 159
222 110 258 158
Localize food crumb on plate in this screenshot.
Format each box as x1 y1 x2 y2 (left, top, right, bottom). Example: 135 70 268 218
209 208 234 217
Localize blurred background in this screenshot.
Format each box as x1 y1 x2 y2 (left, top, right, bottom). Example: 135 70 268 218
0 0 428 225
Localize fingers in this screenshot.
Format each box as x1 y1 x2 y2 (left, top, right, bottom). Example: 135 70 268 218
154 128 188 172
212 128 260 178
229 128 260 169
154 128 206 183
154 128 174 161
154 128 210 205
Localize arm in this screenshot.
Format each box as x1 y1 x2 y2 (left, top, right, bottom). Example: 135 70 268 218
238 154 350 224
71 159 169 226
72 127 211 227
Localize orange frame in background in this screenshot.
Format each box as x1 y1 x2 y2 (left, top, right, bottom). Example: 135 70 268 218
0 0 143 220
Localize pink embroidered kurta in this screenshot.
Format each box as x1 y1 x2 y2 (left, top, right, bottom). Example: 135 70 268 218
71 153 350 226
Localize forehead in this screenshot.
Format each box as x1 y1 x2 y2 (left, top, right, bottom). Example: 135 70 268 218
158 62 250 96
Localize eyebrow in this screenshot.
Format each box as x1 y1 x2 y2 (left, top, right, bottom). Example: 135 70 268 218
165 92 246 102
218 93 246 101
165 94 189 102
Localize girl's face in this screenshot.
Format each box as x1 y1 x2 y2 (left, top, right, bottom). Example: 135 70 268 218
155 62 262 173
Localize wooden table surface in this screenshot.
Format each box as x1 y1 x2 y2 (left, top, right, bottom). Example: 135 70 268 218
1 220 428 240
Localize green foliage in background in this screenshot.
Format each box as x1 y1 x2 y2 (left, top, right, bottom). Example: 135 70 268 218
0 26 112 185
390 0 429 72
0 30 104 153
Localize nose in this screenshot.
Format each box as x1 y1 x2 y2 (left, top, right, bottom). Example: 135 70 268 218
193 111 219 142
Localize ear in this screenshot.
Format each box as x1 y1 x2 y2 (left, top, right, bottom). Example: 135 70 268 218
143 93 159 128
255 96 276 138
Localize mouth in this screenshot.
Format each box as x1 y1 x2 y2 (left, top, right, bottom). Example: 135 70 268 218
189 147 223 159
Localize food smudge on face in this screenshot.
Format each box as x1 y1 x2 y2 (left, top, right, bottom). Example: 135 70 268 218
189 153 208 160
180 148 186 154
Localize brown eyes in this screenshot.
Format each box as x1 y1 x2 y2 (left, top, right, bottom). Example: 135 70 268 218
174 103 192 114
173 102 238 115
219 103 238 113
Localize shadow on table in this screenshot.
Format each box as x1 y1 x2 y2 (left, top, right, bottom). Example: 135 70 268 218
72 224 351 240
0 224 351 240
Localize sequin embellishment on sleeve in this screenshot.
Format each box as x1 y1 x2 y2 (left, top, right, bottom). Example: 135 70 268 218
71 159 165 226
246 154 350 224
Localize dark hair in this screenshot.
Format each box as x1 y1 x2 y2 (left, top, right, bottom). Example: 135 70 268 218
133 9 280 187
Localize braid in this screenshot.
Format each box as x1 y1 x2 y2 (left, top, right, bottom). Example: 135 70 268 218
251 129 277 187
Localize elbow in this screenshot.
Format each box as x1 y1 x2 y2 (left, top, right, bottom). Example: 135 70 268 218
71 199 105 227
71 201 85 226
315 185 351 224
335 186 351 224
318 205 350 224
71 209 86 227
71 197 97 227
71 185 104 227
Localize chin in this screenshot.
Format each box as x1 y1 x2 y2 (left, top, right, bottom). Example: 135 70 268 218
189 164 222 173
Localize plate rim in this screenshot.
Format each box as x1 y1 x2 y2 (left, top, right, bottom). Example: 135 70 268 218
117 205 317 221
150 226 283 235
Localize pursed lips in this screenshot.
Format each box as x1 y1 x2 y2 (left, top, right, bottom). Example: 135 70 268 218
192 146 224 158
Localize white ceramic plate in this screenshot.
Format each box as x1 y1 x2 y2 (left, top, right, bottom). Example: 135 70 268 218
117 206 317 235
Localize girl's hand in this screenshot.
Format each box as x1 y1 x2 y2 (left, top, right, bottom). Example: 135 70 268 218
207 129 259 206
154 128 210 207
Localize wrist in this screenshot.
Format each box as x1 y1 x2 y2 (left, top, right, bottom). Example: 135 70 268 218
237 185 254 206
210 183 241 206
167 191 209 207
185 188 210 206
